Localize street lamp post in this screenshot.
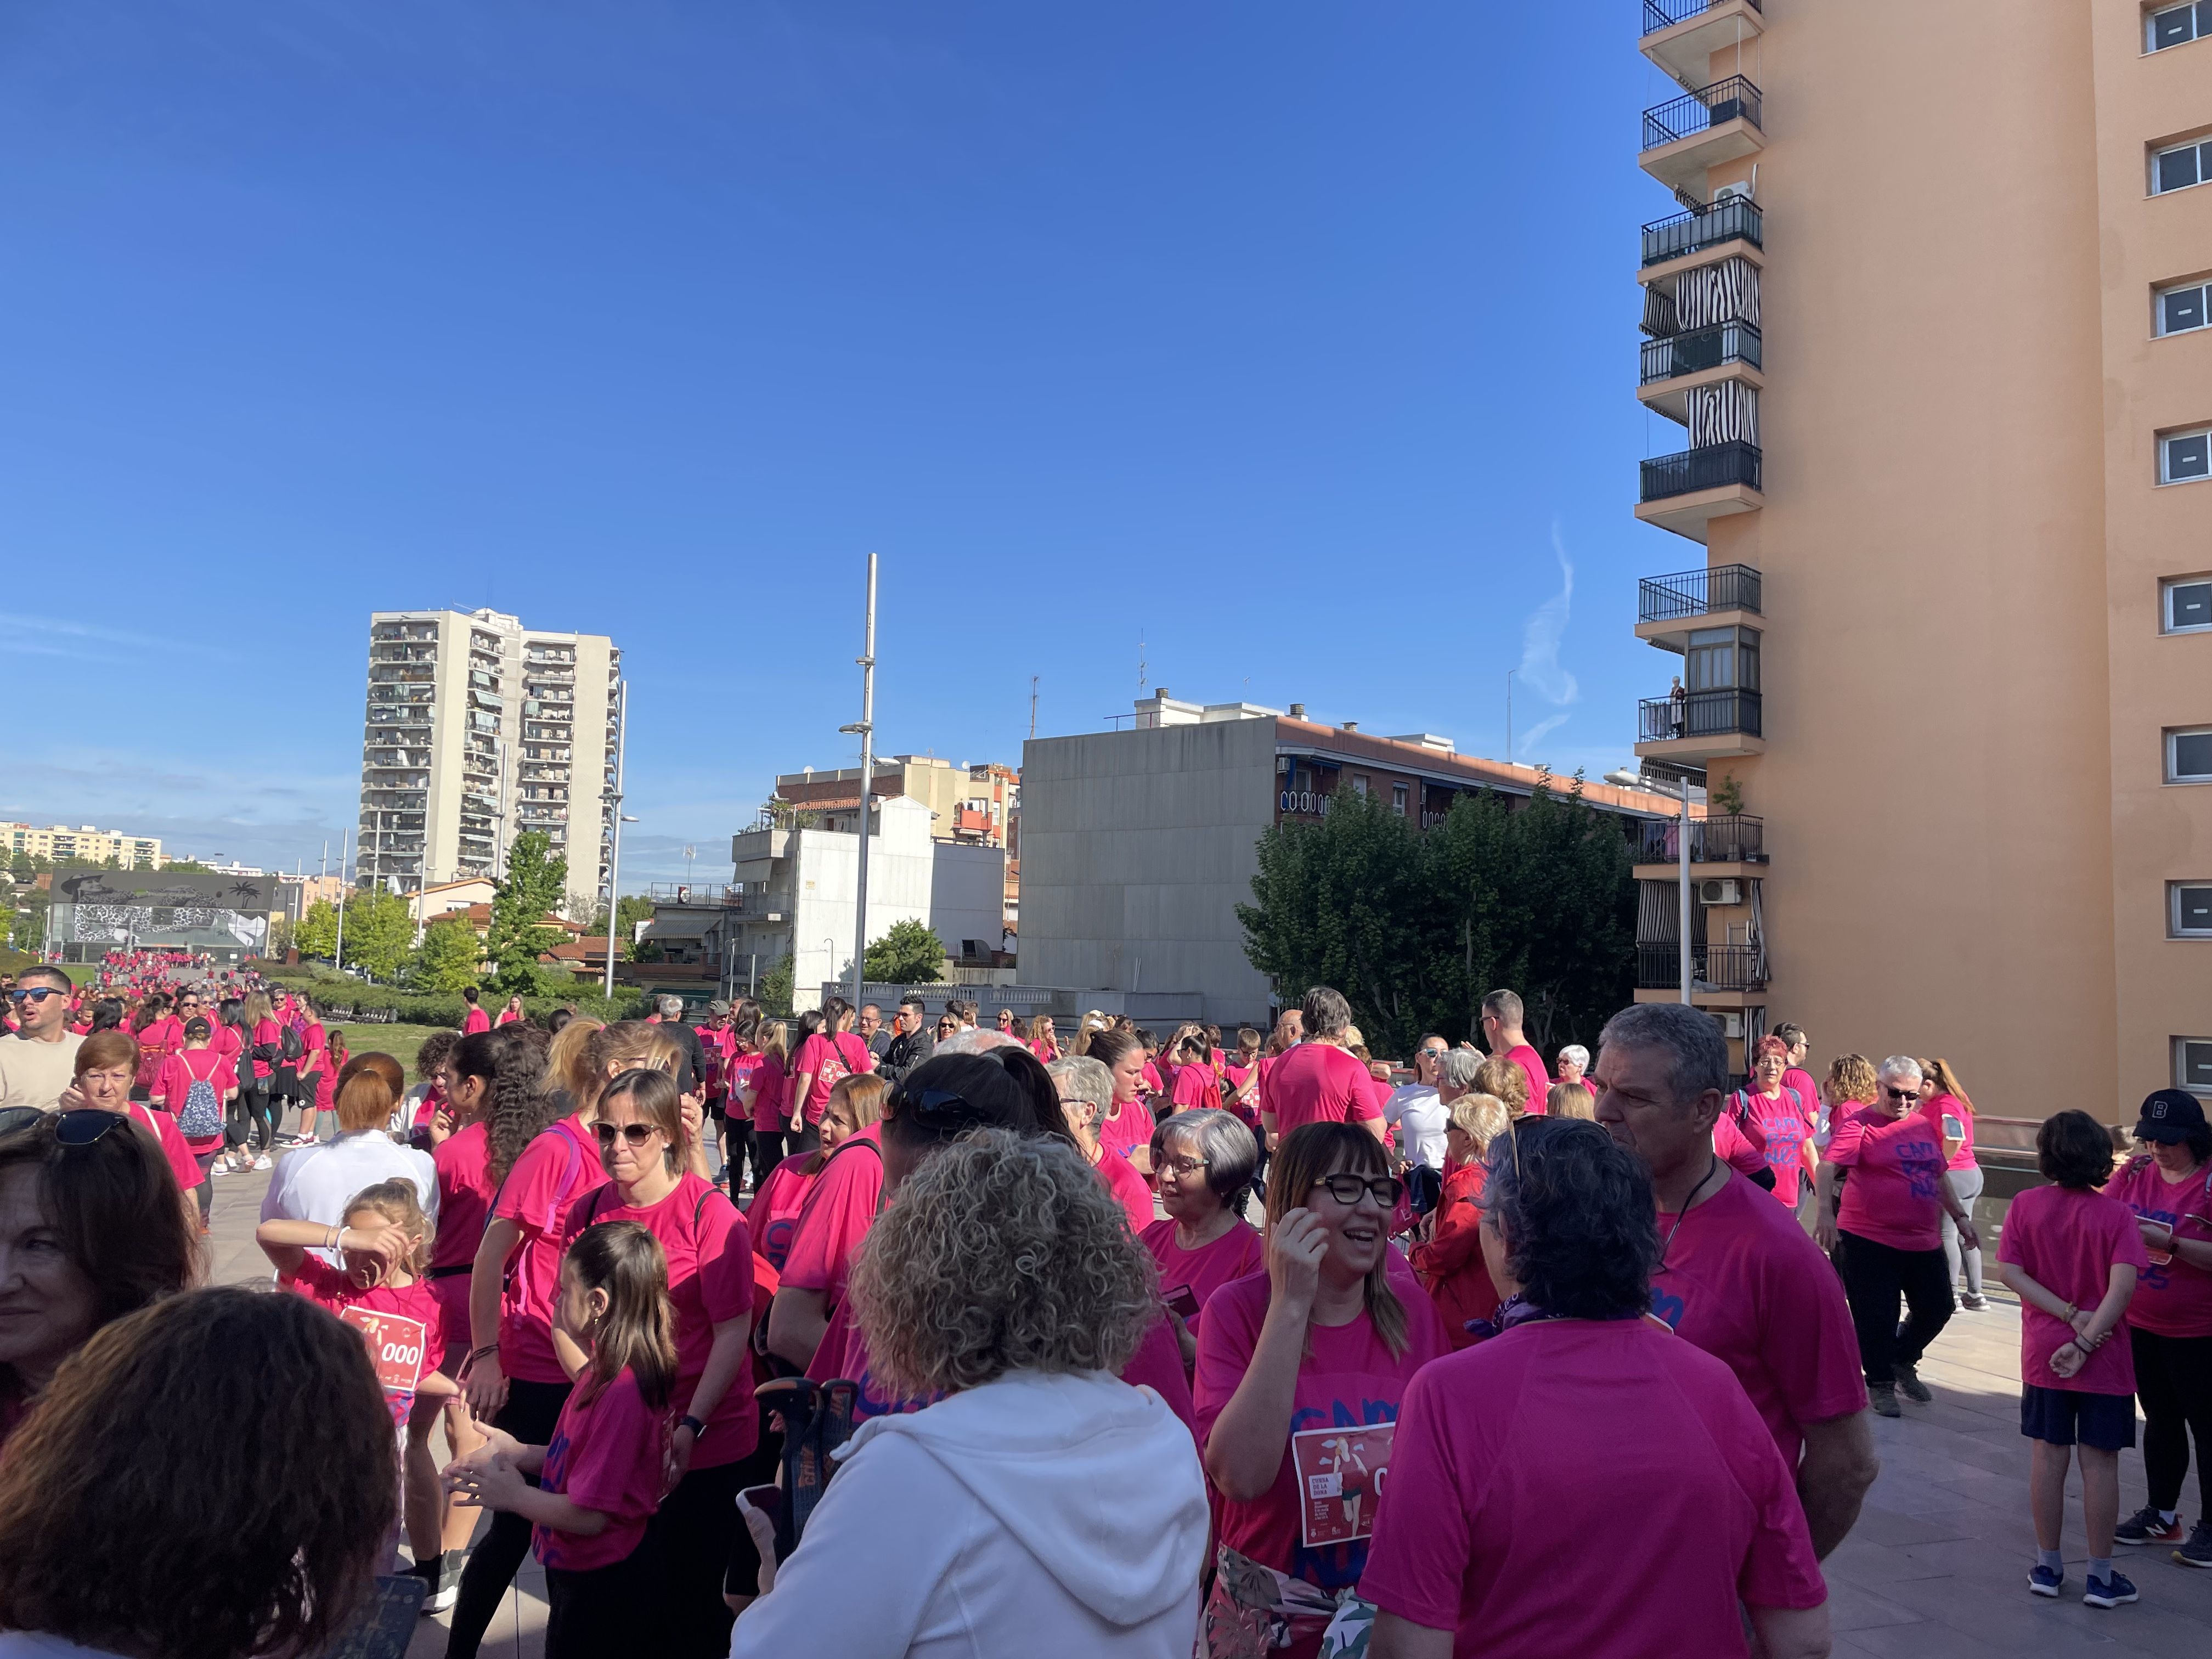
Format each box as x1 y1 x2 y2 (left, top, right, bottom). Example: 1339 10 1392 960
840 554 878 1014
601 680 630 1001
334 828 352 974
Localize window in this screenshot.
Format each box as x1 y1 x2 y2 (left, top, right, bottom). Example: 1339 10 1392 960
2159 279 2210 335
2151 2 2212 49
2168 726 2212 781
1686 625 1762 692
2154 137 2212 193
2166 577 2212 632
1391 783 1408 817
2174 883 2212 936
2177 1037 2212 1093
1352 775 1369 798
2161 427 2211 483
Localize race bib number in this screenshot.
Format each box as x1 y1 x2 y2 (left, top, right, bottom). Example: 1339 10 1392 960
341 1307 430 1396
1290 1421 1395 1549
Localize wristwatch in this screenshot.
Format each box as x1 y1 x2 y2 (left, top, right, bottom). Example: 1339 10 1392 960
679 1414 706 1438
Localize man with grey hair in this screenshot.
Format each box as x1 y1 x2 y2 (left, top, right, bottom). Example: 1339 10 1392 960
1592 1001 1877 1558
650 992 707 1099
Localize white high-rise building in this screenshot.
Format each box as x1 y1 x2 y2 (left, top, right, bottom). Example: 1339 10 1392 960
357 609 623 917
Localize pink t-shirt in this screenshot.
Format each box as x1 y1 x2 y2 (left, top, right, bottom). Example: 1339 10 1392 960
2102 1156 2212 1338
492 1116 608 1384
1141 1059 1164 1096
284 1259 444 1426
1504 1045 1551 1116
1141 1216 1264 1335
1731 1086 1813 1207
746 1157 817 1272
563 1172 758 1469
1358 1318 1827 1656
1919 1093 1977 1173
154 1049 234 1153
1714 1107 1768 1181
1999 1183 2152 1396
428 1120 494 1357
534 1370 670 1571
1094 1146 1156 1233
1097 1098 1154 1165
1828 1105 1947 1252
749 1055 788 1133
1651 1172 1866 1465
1267 1043 1385 1135
792 1032 873 1125
1170 1064 1217 1113
778 1126 883 1308
127 1103 202 1192
1028 1038 1057 1063
462 1006 491 1035
251 1018 281 1081
495 1008 523 1027
1193 1269 1450 1599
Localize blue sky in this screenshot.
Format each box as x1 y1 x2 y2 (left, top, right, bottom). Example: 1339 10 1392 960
0 3 1694 887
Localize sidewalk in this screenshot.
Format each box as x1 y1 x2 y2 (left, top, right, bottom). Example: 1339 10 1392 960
207 1161 2212 1658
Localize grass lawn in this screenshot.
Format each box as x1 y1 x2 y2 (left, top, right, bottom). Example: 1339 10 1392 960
324 1020 448 1080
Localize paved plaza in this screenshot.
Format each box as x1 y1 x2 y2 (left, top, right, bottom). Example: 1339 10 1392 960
202 1164 2212 1658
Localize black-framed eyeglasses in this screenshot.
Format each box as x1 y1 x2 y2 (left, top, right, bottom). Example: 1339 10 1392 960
592 1121 662 1148
0 1107 128 1146
1311 1172 1403 1209
7 988 66 1005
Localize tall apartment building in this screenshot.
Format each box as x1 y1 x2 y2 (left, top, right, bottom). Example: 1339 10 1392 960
1626 2 2212 1116
358 609 623 917
1 823 163 869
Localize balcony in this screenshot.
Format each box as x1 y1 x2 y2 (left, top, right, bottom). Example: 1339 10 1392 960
1640 0 1764 93
1641 194 1762 269
1638 321 1763 425
1635 941 1768 992
1640 76 1764 194
1637 688 1764 759
1637 441 1763 542
1636 562 1763 648
1636 812 1765 865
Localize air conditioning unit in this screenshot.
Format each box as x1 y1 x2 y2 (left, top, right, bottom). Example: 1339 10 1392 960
1697 878 1743 906
1720 1012 1747 1039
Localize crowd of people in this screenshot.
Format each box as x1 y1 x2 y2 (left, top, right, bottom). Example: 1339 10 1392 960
0 964 2209 1657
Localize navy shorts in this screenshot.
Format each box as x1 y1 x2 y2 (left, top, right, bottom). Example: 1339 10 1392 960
2021 1384 2136 1451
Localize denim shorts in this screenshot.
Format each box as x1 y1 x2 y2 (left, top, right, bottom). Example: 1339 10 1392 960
2021 1384 2136 1451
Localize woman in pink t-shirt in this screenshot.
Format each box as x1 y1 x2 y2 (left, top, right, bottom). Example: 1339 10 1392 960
1193 1122 1448 1658
1917 1057 1987 1310
1141 1107 1263 1367
746 1020 791 1173
1818 1055 1980 1418
1086 1030 1158 1175
786 1000 874 1156
1727 1036 1814 1209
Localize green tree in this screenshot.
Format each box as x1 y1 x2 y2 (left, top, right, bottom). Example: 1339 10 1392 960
413 915 485 991
863 918 945 984
586 894 656 961
484 832 569 992
758 955 794 1018
268 916 294 959
295 899 340 959
341 888 416 982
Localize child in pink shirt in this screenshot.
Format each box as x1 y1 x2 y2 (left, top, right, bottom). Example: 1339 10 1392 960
1998 1110 2150 1610
445 1220 675 1658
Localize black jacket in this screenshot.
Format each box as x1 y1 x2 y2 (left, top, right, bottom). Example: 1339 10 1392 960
879 1028 934 1086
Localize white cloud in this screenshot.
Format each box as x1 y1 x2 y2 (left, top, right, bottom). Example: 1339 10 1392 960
1515 528 1579 708
1516 713 1570 760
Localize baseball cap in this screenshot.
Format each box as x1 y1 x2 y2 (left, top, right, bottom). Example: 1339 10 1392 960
2134 1088 2209 1143
708 1000 730 1017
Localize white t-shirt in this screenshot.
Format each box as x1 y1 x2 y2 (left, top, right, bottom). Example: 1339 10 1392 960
0 1031 84 1113
1384 1083 1449 1170
258 1129 438 1266
0 1633 131 1659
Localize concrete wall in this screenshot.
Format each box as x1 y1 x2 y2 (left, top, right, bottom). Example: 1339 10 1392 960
1018 718 1279 1026
929 842 1010 958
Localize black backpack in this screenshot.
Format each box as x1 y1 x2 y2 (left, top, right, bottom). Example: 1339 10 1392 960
280 1024 306 1062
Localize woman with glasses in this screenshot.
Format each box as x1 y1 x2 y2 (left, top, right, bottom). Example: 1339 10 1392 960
1140 1107 1263 1363
0 1105 199 1444
1817 1054 1978 1419
558 1065 767 1652
1410 1092 1514 1352
1046 1054 1157 1233
1193 1121 1449 1658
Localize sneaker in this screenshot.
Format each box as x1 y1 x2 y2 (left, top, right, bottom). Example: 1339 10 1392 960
2028 1564 2064 1598
2176 1520 2212 1568
421 1562 460 1614
2083 1570 2138 1607
253 1155 272 1171
1894 1363 1933 1404
1960 1293 1989 1312
2116 1506 2183 1547
1870 1383 1901 1419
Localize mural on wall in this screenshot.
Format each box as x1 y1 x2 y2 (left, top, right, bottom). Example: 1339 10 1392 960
49 872 273 951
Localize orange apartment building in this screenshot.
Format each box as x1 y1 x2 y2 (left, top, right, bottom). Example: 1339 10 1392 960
1627 1 2212 1121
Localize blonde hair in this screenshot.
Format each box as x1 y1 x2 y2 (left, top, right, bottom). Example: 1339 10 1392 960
545 1017 605 1116
239 992 272 1026
847 1129 1156 1397
1825 1053 1878 1107
826 1073 886 1129
1475 1056 1530 1113
343 1180 433 1278
758 1020 790 1069
1448 1092 1513 1151
589 1021 680 1087
1547 1081 1595 1120
1920 1057 1971 1106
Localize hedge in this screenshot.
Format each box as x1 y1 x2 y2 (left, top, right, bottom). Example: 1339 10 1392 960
256 967 647 1030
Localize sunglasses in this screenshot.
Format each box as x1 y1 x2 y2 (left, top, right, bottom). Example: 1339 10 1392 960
1883 1087 1919 1100
592 1121 663 1148
901 1086 987 1126
0 1107 128 1145
1311 1172 1404 1208
7 988 66 1005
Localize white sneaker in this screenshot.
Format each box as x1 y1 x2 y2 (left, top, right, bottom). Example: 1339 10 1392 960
253 1156 273 1171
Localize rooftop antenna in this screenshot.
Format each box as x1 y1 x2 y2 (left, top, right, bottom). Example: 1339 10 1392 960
1029 675 1039 741
1138 635 1148 692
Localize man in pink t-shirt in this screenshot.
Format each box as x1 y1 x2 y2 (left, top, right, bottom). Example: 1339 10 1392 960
1479 989 1551 1115
1593 1001 1875 1559
1259 987 1385 1149
461 987 490 1035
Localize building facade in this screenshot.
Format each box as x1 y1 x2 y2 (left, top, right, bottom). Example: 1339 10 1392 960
358 609 622 918
1020 696 1684 1028
1626 1 2212 1115
2 823 163 870
772 754 1020 923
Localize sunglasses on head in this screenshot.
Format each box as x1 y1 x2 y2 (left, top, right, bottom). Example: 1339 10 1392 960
592 1121 662 1147
900 1086 986 1126
0 1107 128 1146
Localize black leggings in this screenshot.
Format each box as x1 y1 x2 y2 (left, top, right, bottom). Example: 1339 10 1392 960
544 1534 665 1659
192 1151 216 1223
2133 1327 2212 1514
1837 1230 1953 1386
445 1376 573 1659
224 1088 253 1150
650 1455 754 1657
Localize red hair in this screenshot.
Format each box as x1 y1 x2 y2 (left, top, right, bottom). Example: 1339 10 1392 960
1750 1035 1790 1063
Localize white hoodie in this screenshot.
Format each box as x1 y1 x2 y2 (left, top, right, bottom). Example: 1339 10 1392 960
729 1368 1209 1659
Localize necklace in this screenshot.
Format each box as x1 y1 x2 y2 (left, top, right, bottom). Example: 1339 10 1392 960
1656 1155 1722 1272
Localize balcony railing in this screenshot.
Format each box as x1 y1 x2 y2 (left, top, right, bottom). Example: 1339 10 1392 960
1643 0 1759 32
1640 320 1762 385
1641 441 1761 501
1639 689 1764 744
1635 942 1768 991
1637 813 1765 864
1641 76 1763 151
1642 195 1762 266
1639 563 1763 622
